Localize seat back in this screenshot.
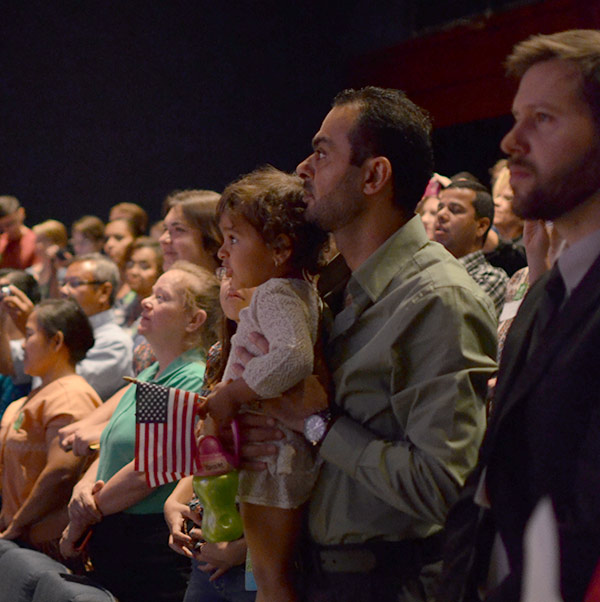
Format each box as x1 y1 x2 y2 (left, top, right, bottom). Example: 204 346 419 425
0 538 20 560
0 547 67 602
32 571 118 602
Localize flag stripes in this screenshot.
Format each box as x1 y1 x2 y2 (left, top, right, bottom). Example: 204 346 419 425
135 381 200 487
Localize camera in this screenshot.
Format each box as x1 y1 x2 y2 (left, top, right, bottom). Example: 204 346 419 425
0 285 11 300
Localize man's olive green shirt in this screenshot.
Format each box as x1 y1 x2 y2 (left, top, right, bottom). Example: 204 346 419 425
310 216 498 545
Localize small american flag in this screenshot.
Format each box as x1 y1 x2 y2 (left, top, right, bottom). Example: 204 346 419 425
134 380 201 487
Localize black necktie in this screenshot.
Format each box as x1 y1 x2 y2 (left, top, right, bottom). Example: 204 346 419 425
528 265 566 355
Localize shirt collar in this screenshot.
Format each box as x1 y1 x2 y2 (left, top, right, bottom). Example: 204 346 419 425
459 250 485 270
350 215 429 303
557 227 600 296
88 308 116 329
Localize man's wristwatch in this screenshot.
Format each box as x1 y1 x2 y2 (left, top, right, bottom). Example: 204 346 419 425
303 408 334 446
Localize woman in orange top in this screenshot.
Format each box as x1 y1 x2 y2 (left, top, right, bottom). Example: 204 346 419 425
0 298 101 559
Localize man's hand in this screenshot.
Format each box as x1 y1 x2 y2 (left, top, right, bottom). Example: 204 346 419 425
46 244 72 268
1 286 34 334
263 375 329 433
523 220 551 283
222 413 282 471
229 331 269 378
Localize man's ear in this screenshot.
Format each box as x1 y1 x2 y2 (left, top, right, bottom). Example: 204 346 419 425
271 233 293 267
16 207 26 225
97 281 113 307
362 156 393 196
186 308 207 334
476 217 491 241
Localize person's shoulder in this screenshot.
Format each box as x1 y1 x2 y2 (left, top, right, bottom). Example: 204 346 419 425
37 374 102 409
255 277 317 306
482 257 509 280
402 242 477 292
257 277 309 295
394 245 497 318
49 373 99 394
94 315 134 345
162 349 207 387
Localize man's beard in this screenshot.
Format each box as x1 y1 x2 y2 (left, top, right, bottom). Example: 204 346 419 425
510 143 600 221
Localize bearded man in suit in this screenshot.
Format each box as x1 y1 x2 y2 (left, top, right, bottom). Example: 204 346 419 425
439 29 600 602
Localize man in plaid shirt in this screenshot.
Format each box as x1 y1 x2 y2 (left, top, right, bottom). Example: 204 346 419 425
435 179 508 317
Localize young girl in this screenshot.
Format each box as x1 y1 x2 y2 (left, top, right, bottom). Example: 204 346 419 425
164 274 257 602
204 166 329 602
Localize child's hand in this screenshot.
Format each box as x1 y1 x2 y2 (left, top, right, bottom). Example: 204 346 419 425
205 387 239 427
195 396 208 420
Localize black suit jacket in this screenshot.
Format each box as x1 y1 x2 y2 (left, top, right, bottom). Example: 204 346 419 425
440 252 600 602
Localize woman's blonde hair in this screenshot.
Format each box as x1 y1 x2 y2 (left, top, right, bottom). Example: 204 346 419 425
169 260 221 353
492 165 511 199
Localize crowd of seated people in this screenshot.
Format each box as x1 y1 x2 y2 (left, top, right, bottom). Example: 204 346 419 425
0 28 599 602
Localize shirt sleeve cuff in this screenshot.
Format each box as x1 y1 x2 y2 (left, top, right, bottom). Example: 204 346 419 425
319 415 372 473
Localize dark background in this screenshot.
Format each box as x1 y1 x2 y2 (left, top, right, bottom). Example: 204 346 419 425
0 0 574 228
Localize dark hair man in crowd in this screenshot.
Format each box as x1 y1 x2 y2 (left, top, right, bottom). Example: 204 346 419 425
435 179 508 317
241 87 497 601
0 196 38 270
440 29 600 602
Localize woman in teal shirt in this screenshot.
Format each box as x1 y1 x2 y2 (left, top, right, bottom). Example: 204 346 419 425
61 261 221 602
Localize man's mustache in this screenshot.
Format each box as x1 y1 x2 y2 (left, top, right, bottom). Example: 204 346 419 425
508 157 536 172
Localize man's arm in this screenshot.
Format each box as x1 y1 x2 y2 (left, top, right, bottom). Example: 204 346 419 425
76 328 133 400
0 286 34 377
239 287 497 525
0 310 15 376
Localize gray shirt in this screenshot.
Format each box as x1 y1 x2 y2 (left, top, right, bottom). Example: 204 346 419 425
310 216 498 545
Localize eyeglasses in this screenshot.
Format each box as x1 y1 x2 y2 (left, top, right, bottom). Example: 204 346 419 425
215 267 228 281
60 279 105 288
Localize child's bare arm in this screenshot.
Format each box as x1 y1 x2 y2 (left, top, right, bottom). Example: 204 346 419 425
205 377 258 426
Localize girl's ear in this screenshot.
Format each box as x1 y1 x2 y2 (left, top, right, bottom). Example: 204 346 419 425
186 308 207 334
271 234 293 267
51 331 65 352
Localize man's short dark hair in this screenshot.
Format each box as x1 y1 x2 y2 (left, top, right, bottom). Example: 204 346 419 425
0 196 20 218
0 269 41 304
333 87 433 214
506 29 600 129
446 179 495 243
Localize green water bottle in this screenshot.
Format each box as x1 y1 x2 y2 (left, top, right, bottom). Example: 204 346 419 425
193 432 243 543
192 470 243 543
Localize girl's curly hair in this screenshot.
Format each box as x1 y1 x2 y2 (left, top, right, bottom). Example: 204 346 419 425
217 165 329 276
